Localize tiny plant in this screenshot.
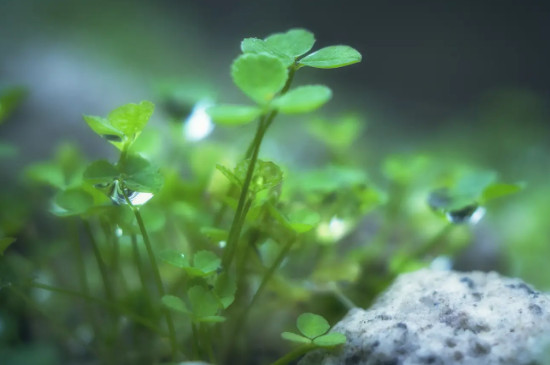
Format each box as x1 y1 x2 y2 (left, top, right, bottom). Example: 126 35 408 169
0 28 524 365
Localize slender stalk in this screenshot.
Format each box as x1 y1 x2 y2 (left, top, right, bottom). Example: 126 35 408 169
83 220 115 303
191 322 201 360
239 237 295 325
131 233 152 309
269 344 314 365
130 205 178 359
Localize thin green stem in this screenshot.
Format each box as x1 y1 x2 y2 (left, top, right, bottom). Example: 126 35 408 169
131 233 152 309
130 205 178 359
269 344 314 365
83 220 115 303
191 322 201 360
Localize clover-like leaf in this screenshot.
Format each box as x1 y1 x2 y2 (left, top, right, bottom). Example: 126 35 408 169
281 332 312 345
231 54 288 104
188 285 220 321
241 38 294 67
297 313 330 339
52 188 94 216
214 272 237 309
216 164 242 187
268 204 320 234
299 45 362 69
159 250 189 268
273 85 332 114
162 295 189 314
235 159 283 194
0 237 16 256
313 332 346 347
193 250 221 275
108 101 154 139
264 28 315 58
118 154 163 193
83 160 118 185
207 104 262 125
83 115 125 149
481 182 523 203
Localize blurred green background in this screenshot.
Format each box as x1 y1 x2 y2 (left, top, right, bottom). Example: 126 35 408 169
1 0 550 363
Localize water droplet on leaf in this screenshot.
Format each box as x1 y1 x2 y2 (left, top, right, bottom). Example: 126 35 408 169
446 205 485 225
184 100 215 141
109 180 154 206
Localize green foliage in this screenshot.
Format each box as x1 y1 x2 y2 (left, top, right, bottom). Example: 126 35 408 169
83 101 154 150
282 313 346 348
299 45 362 69
0 237 16 255
206 104 262 125
231 54 288 104
273 85 332 114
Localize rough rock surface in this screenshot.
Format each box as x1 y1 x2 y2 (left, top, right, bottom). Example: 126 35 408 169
299 269 550 365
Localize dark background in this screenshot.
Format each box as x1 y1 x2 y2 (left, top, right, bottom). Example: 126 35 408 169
1 0 549 168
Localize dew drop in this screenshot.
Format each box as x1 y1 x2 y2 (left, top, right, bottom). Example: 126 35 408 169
183 100 214 141
218 240 227 248
109 180 154 206
446 205 485 225
115 226 123 237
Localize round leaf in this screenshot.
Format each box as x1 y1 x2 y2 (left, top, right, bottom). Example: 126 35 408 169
53 188 94 216
83 160 118 184
299 45 362 69
281 332 312 345
162 295 189 314
83 115 125 149
264 28 315 58
188 285 220 320
231 54 288 104
207 104 262 125
313 332 346 347
118 155 163 193
193 250 221 275
108 100 154 138
297 313 330 339
274 85 332 114
159 250 189 268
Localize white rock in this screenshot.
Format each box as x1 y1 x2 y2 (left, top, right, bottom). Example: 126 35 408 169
299 269 550 365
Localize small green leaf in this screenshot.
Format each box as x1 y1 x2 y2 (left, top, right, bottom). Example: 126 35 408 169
241 38 294 67
118 155 163 193
198 315 226 323
83 115 125 149
297 313 330 339
159 250 189 268
0 237 16 256
53 188 94 216
83 160 118 184
273 85 332 114
235 159 283 194
216 164 242 187
281 332 312 345
108 100 154 139
214 273 237 309
299 45 362 69
231 54 288 104
162 295 189 313
207 104 262 125
25 162 66 188
313 332 346 347
200 227 229 242
188 285 220 320
264 28 315 58
481 182 523 203
193 250 221 275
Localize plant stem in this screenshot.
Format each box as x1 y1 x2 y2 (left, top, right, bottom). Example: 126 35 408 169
130 205 178 359
131 233 152 308
269 344 314 365
83 220 115 303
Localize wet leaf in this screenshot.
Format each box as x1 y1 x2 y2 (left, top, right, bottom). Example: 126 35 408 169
299 45 361 69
